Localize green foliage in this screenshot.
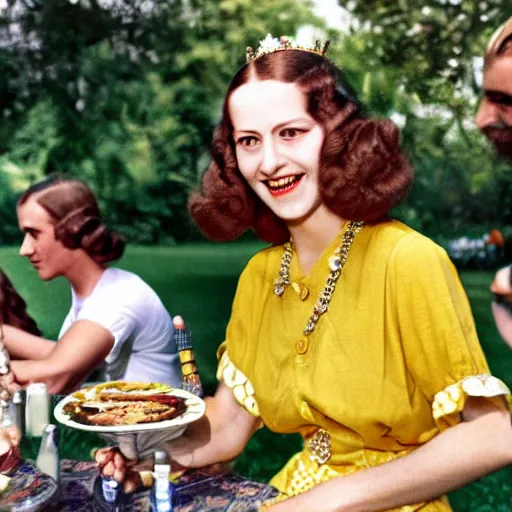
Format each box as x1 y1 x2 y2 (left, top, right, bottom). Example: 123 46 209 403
330 3 512 236
0 171 20 245
0 0 321 244
342 0 512 102
399 112 510 234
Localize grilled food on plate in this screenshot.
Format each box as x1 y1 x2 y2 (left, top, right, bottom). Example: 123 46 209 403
62 381 187 426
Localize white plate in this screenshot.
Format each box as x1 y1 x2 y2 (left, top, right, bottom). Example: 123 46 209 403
53 387 205 434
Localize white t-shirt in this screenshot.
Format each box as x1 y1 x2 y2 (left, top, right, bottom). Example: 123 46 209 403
59 268 182 387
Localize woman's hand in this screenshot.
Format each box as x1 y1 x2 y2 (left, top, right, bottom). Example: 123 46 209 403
0 425 21 475
0 371 21 397
490 265 512 348
490 265 512 298
492 301 512 348
173 315 185 330
95 447 142 493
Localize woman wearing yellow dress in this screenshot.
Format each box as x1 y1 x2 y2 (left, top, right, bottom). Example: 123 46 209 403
98 35 512 510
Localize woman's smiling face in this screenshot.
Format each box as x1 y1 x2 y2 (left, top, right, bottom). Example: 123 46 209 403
229 79 325 224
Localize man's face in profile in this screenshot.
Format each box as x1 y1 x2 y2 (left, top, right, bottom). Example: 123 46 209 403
475 53 512 161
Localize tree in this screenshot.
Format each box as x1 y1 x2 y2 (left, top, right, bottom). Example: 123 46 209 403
0 0 323 243
330 1 512 236
342 0 512 102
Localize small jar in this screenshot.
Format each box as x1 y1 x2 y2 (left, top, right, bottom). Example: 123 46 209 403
8 390 26 439
26 383 50 437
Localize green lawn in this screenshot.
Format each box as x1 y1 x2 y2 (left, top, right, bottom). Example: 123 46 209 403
1 244 511 511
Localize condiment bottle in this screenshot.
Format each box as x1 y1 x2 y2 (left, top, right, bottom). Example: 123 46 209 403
26 382 50 437
101 476 120 504
152 450 173 512
36 424 60 481
8 390 25 439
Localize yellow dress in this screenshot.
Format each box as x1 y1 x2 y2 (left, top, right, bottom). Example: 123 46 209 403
216 220 511 511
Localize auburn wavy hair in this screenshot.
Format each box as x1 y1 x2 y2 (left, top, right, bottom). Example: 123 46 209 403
0 269 41 336
189 49 413 244
18 177 125 264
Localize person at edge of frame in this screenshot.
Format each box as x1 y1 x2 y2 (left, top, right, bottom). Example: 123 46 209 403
475 16 512 349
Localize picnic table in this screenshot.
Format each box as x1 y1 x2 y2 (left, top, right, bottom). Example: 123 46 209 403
0 458 279 511
0 384 279 511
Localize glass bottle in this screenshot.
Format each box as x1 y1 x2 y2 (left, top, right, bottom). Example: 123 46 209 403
152 450 173 512
8 390 25 439
26 382 50 437
36 424 60 481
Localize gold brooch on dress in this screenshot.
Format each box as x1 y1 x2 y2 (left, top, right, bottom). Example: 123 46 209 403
308 429 331 465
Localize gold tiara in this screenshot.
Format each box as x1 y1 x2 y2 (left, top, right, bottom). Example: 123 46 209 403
246 34 330 63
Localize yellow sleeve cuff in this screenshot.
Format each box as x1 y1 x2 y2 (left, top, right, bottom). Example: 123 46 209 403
432 374 512 423
216 348 260 417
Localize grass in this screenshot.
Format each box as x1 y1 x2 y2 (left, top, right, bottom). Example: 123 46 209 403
1 243 511 511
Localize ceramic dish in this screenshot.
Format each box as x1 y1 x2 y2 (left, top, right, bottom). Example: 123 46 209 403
54 386 205 435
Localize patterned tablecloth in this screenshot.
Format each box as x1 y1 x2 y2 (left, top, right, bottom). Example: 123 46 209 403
0 459 280 511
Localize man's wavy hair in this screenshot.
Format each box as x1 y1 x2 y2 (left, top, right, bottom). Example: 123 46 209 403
0 269 41 336
189 49 414 245
18 177 125 264
484 16 512 69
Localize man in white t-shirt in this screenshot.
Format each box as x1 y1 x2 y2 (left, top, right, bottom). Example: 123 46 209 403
59 267 181 385
0 177 182 394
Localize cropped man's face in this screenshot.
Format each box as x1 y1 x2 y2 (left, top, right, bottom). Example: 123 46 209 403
475 54 512 161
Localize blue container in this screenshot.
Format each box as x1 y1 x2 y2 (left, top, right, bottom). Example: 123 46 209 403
152 480 174 511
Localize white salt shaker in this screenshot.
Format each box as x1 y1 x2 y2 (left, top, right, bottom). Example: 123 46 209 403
36 424 60 481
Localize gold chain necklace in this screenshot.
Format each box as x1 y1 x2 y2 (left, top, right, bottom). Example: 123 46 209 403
273 221 364 336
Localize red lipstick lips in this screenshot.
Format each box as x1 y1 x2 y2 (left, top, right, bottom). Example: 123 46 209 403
266 175 304 197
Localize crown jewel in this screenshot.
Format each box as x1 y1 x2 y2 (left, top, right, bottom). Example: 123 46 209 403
246 34 330 63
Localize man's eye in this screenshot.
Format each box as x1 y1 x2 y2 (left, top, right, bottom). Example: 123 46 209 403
487 92 512 108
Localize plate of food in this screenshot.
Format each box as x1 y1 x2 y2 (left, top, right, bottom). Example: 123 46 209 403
54 381 205 434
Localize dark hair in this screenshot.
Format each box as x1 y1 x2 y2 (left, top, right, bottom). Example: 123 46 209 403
18 177 125 264
189 50 413 244
0 269 41 336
